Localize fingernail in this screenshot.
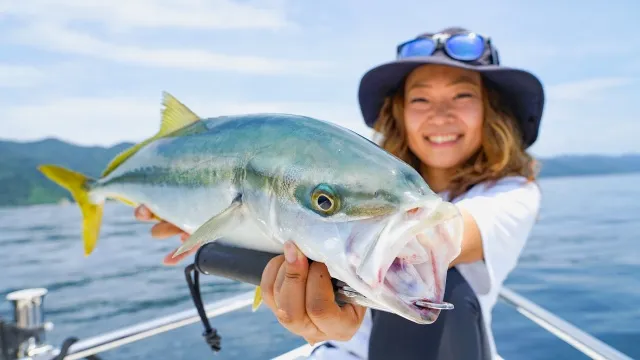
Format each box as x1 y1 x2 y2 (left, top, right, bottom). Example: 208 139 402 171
284 241 298 264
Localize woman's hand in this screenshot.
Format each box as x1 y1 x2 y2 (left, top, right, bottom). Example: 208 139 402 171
134 205 367 343
260 241 367 345
133 205 197 265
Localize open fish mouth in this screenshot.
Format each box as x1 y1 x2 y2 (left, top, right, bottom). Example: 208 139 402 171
355 198 464 323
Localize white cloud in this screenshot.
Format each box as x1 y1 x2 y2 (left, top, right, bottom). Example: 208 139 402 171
2 0 328 75
1 0 292 31
547 77 636 101
9 23 329 75
0 64 45 88
529 76 639 156
3 95 371 146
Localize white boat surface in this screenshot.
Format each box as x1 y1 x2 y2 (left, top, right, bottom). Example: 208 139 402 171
1 285 633 360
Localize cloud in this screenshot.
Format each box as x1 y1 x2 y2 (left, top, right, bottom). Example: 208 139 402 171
2 0 329 75
529 76 638 156
9 23 330 75
1 0 292 31
0 64 45 88
546 77 635 101
3 94 371 146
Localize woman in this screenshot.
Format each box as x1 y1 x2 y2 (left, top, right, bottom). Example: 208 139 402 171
134 27 544 359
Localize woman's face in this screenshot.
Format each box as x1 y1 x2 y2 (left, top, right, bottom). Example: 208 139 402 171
403 64 484 172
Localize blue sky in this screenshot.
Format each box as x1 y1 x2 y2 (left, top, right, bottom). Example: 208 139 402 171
1 0 638 157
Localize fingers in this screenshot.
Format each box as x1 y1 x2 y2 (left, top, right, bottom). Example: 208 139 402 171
259 242 365 343
134 205 153 221
272 260 288 308
260 255 285 311
134 205 187 239
134 205 192 265
306 262 366 340
134 205 160 221
162 234 195 265
162 245 197 265
163 233 192 264
265 242 319 338
151 221 184 239
276 242 311 327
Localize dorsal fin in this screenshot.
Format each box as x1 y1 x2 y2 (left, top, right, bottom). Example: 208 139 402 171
101 92 201 177
159 91 200 135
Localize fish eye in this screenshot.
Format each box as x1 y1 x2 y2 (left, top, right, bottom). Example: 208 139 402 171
311 184 340 215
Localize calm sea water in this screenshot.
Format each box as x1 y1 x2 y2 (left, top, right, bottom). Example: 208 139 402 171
1 173 638 359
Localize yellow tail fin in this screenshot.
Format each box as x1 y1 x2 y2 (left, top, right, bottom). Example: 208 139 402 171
38 165 103 256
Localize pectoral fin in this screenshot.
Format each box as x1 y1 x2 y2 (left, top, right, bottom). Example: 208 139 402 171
172 196 243 258
252 286 263 312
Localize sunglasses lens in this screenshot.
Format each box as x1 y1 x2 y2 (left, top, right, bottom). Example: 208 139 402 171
398 38 435 58
445 34 485 60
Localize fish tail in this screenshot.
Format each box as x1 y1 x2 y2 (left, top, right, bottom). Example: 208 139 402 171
38 164 103 256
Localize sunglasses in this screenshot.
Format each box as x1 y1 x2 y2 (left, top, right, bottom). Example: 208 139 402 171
396 32 500 65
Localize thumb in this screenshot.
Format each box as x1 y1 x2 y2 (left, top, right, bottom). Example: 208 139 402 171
275 241 310 321
282 241 309 283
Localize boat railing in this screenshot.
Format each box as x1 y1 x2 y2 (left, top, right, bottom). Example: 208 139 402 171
0 285 633 360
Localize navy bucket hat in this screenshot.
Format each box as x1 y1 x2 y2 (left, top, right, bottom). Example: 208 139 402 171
358 27 545 148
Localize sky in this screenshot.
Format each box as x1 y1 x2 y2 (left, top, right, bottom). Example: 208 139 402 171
1 0 638 157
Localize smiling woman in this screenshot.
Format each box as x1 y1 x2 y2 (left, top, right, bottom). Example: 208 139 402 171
375 64 538 202
295 26 544 359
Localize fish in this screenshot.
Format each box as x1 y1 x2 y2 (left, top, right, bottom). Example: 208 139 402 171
38 92 464 324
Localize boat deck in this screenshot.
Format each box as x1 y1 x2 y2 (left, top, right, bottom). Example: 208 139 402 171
4 286 631 360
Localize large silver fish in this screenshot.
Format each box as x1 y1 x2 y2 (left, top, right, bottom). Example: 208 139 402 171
38 92 463 324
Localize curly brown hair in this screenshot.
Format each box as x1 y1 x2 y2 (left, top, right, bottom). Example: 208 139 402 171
372 78 539 201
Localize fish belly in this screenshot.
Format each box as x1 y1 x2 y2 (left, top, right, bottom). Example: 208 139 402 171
95 176 284 255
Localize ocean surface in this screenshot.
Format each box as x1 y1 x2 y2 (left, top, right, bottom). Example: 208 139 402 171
1 173 638 359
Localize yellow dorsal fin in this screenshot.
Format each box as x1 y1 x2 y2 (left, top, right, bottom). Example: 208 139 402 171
159 91 200 134
101 92 200 177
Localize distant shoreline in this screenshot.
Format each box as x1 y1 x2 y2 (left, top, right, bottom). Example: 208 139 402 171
1 137 639 207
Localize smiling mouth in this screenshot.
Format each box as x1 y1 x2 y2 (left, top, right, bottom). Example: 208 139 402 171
425 134 462 145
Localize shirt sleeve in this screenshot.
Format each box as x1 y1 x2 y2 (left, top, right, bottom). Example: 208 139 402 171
454 177 542 295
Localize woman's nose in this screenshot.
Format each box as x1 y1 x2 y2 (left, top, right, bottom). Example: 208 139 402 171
428 102 454 124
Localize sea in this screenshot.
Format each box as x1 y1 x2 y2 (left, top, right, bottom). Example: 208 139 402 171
0 173 638 360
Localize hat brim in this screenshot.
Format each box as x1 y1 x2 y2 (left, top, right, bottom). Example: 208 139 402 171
358 56 545 148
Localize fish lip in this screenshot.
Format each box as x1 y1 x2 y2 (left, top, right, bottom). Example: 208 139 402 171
350 198 463 323
369 286 443 324
355 196 451 284
379 249 445 323
410 304 442 323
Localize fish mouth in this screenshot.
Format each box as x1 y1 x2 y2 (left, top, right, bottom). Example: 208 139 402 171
354 197 464 324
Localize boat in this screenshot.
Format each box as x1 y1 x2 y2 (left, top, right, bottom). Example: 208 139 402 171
0 243 633 360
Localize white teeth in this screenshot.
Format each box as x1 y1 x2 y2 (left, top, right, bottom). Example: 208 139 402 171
427 135 458 144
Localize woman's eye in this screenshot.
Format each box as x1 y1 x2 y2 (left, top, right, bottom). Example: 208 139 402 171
455 93 473 99
409 97 428 103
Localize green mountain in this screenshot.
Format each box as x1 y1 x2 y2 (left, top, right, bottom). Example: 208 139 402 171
0 138 133 206
1 138 639 207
